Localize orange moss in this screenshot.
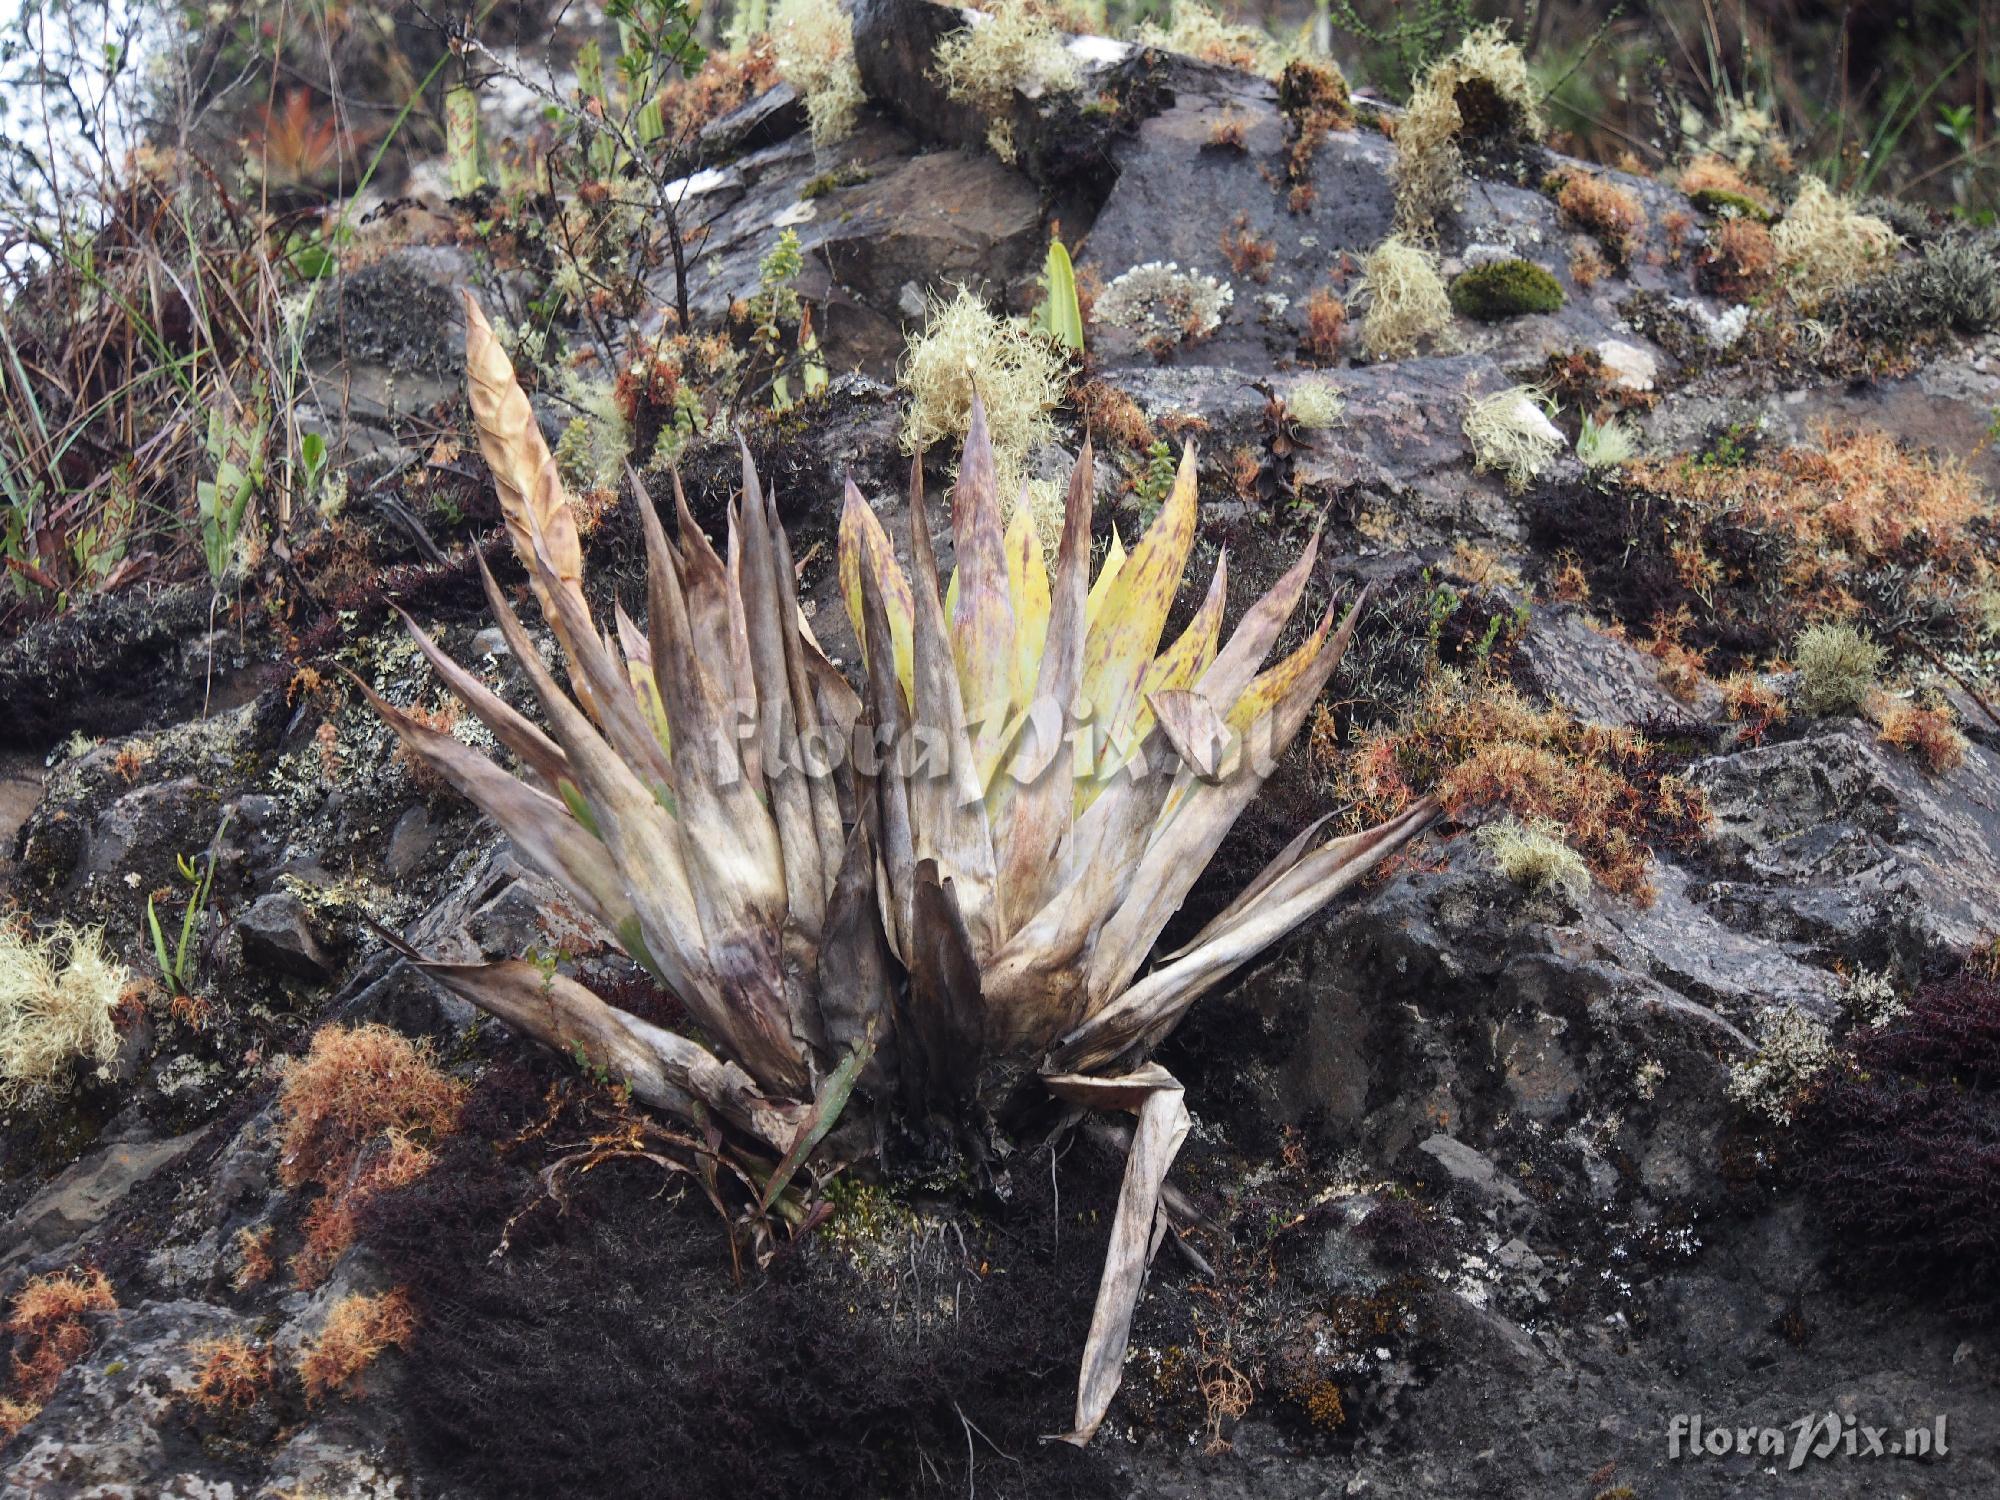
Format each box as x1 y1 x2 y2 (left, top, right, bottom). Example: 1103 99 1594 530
297 1289 416 1404
1678 155 1774 213
277 1024 465 1287
1557 172 1646 264
1301 286 1346 364
1569 241 1610 289
1547 556 1590 605
232 1225 276 1291
1642 609 1709 701
1876 703 1967 774
1206 114 1248 152
1221 214 1276 283
659 39 780 143
1229 445 1262 499
1075 379 1154 450
1699 216 1776 299
1329 675 1711 902
1721 674 1787 744
184 1334 273 1414
1 1268 116 1437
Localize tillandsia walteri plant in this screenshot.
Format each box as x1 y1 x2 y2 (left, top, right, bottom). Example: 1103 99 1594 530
360 293 1438 1443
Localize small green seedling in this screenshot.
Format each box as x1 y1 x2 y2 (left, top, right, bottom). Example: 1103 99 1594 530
147 810 232 999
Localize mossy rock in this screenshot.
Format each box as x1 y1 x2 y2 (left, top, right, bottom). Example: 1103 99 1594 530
1449 259 1566 320
1690 187 1775 223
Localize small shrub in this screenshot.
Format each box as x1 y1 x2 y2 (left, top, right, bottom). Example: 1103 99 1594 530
1286 377 1344 429
1447 258 1564 320
1476 816 1589 899
1556 172 1646 265
297 1289 416 1404
1093 261 1234 356
1300 285 1346 362
1772 178 1898 304
898 285 1068 490
772 0 865 146
1728 1005 1834 1125
1355 235 1451 359
0 922 128 1109
1794 966 2000 1310
1391 24 1542 234
0 1268 116 1439
1792 623 1882 718
1463 385 1563 490
934 0 1082 163
1876 702 1967 775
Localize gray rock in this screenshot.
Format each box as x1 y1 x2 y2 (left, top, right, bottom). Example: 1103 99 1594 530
1 1128 193 1273
1691 719 2000 969
237 891 334 980
1420 1134 1530 1206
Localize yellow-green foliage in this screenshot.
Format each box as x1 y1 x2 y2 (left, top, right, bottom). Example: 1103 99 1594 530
1772 178 1899 304
551 372 631 499
899 285 1067 492
773 0 866 146
1392 23 1544 235
1576 413 1638 469
1356 234 1452 359
1477 816 1589 898
1793 621 1882 717
0 923 127 1107
934 0 1082 163
1134 1 1287 79
1462 385 1562 489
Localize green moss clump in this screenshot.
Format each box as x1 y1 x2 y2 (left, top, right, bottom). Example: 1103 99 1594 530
800 164 871 200
1690 187 1775 223
1448 258 1565 320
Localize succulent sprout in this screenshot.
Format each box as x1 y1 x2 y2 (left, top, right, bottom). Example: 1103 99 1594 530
361 293 1437 1443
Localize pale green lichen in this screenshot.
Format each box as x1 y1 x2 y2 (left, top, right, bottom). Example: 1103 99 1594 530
1355 234 1453 359
1792 621 1882 718
1476 816 1589 899
773 0 866 146
1463 385 1562 489
898 285 1067 494
934 0 1082 163
1727 1005 1834 1125
1286 377 1345 429
0 923 128 1107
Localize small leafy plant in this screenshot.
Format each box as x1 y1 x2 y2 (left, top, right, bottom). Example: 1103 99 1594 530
146 810 232 1002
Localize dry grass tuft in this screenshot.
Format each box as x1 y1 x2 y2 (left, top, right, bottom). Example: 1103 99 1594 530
1356 235 1452 359
935 0 1082 163
1721 673 1787 744
277 1024 465 1287
0 1268 116 1439
773 0 866 146
0 923 129 1108
297 1289 416 1404
1772 178 1899 304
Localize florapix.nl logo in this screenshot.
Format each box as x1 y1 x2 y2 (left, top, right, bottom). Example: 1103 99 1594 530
1668 1412 1950 1470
